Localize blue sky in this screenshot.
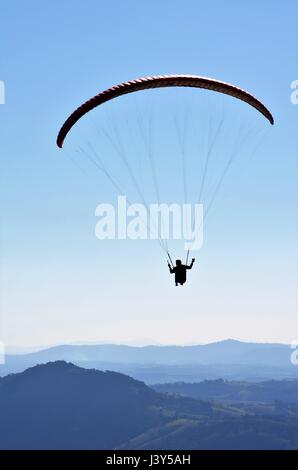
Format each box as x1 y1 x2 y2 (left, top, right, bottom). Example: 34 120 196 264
0 0 297 349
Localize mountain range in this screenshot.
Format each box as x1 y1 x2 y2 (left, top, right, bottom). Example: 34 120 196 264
0 361 298 450
153 378 298 403
1 339 296 384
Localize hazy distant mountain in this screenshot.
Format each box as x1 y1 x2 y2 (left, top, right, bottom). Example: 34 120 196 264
5 339 293 365
153 378 298 403
1 340 296 384
1 362 298 450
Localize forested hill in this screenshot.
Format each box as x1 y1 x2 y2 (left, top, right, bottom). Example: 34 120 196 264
0 361 298 450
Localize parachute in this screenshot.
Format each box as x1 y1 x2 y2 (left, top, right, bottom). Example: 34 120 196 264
57 75 273 148
56 75 274 268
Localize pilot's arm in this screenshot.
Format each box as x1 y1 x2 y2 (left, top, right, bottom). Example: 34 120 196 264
168 263 175 274
186 258 195 269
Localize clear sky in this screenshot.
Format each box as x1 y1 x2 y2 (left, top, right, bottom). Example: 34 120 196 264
0 0 297 349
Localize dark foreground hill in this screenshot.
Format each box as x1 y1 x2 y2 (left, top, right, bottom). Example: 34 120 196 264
0 362 298 450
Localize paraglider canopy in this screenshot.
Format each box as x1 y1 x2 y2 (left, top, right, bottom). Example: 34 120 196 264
56 74 274 148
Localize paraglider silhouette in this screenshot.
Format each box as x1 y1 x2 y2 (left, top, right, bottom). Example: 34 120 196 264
168 258 195 286
56 74 274 286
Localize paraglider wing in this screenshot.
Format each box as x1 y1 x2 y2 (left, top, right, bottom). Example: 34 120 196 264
56 75 274 148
